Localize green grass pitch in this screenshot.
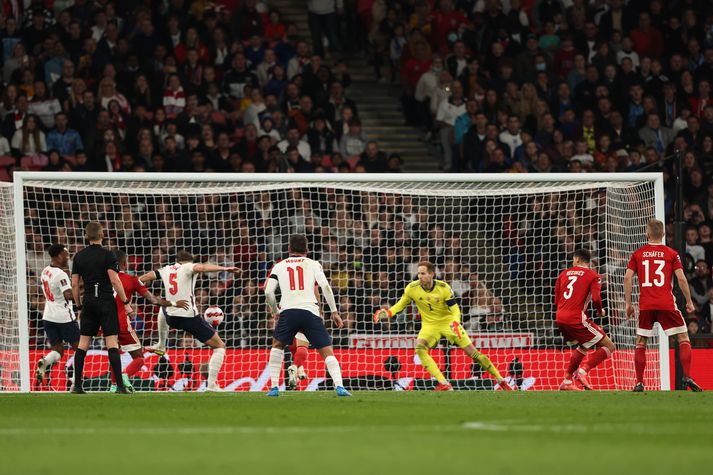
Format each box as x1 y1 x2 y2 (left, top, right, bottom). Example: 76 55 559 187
1 391 711 475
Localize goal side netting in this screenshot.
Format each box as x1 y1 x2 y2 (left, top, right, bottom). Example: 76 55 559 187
10 174 665 392
0 183 19 391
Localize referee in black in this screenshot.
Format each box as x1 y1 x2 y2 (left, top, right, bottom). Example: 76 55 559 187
70 221 134 394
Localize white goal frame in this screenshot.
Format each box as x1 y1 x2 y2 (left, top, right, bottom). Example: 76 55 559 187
12 172 669 392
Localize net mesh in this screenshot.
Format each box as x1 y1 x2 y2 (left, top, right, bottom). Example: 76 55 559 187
17 177 660 392
0 183 19 391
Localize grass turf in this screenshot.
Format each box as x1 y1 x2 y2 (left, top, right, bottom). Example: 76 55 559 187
0 391 711 475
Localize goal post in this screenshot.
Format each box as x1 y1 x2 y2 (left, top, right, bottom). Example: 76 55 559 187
8 172 669 392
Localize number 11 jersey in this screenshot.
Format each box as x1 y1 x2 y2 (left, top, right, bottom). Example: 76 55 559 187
267 256 327 317
627 243 682 311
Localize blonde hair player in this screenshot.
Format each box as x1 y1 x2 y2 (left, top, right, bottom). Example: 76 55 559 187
374 261 513 391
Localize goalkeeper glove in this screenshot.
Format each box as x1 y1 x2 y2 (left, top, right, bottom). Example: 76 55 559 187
373 308 392 323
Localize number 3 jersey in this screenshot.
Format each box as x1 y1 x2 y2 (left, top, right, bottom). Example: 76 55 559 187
157 262 197 317
554 266 603 325
627 243 682 311
40 266 76 323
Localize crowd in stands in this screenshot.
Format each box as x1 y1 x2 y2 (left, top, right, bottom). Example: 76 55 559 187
1 0 712 342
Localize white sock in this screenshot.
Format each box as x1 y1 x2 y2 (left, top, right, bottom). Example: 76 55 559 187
43 350 61 366
269 348 284 389
324 355 343 387
208 347 225 387
157 312 168 347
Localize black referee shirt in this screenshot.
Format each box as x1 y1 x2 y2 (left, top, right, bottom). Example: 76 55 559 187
71 244 119 300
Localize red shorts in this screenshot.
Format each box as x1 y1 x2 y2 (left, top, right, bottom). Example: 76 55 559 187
637 309 687 337
118 312 141 352
557 315 606 349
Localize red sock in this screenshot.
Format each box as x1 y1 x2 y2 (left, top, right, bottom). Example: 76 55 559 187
125 357 145 377
288 342 297 355
679 341 692 377
581 347 612 372
293 346 307 368
565 348 587 379
634 344 646 384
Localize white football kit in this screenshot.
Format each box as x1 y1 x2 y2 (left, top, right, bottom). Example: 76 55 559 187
157 262 198 317
40 266 75 323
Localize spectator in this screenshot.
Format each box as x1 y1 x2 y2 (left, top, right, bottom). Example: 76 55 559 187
46 112 83 157
11 114 46 157
639 113 675 154
690 260 712 308
307 0 342 58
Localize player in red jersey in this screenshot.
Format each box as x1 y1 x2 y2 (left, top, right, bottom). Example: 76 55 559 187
625 219 702 392
111 250 188 392
555 249 616 390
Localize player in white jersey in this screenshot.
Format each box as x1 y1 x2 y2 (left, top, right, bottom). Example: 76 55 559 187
139 249 240 391
264 234 351 397
36 244 80 387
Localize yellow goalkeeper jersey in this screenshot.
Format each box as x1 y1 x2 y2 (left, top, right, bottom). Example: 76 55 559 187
388 279 461 326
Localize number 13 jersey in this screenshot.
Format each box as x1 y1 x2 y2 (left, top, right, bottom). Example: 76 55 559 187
627 243 682 311
157 262 197 317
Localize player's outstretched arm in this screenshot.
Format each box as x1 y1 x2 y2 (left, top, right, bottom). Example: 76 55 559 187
374 289 412 323
141 290 189 310
138 271 158 284
193 263 241 275
624 269 635 319
591 275 605 317
674 268 696 313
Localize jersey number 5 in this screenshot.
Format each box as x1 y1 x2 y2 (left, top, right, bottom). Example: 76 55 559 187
286 266 304 291
641 260 665 287
563 276 577 299
42 279 54 302
168 273 178 295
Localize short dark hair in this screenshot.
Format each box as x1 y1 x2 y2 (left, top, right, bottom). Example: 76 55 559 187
47 243 66 258
176 249 193 262
574 249 591 263
289 234 308 254
115 249 127 266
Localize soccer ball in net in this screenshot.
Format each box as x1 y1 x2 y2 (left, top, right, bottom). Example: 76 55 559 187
204 306 225 328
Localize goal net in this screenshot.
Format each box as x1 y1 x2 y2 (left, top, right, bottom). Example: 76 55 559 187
9 173 667 392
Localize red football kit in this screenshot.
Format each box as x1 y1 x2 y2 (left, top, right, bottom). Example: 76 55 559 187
627 243 686 337
114 272 148 350
555 266 606 348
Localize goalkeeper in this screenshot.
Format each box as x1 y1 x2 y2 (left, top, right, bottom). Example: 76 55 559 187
374 261 512 391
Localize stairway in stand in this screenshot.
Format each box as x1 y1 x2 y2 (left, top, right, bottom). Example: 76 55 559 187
269 0 437 172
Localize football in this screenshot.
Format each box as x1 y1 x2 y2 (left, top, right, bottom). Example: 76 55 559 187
203 305 225 327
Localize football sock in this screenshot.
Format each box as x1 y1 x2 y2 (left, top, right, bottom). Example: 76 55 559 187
157 311 168 348
581 347 612 372
415 344 447 384
679 341 692 377
470 350 504 381
125 357 145 377
634 343 646 384
324 355 344 387
43 350 61 366
294 346 308 368
208 348 226 387
73 348 86 389
107 348 124 389
268 348 283 389
565 347 587 379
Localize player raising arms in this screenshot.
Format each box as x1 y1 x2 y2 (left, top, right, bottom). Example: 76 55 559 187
109 250 189 393
554 249 616 390
625 219 702 392
139 250 240 392
36 244 80 387
264 234 351 397
374 261 512 391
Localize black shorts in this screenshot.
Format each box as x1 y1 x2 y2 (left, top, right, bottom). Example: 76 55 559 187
43 321 80 346
164 309 216 343
80 298 119 337
274 309 332 349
